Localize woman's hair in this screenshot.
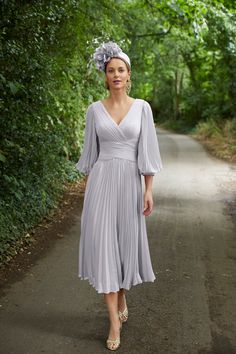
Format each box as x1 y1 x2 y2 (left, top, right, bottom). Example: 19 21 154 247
104 58 131 73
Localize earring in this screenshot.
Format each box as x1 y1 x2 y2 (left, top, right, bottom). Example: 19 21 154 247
126 79 132 95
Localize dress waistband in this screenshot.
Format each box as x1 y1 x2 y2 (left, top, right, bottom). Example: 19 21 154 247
97 141 137 162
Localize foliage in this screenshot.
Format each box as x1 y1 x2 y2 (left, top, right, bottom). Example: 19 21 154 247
121 0 236 128
0 0 127 265
193 118 236 162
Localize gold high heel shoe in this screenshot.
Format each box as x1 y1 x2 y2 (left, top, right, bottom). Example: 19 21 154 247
106 320 122 351
106 337 121 351
118 306 128 323
118 295 128 323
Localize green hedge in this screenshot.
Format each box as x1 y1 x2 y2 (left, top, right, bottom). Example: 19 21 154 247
0 0 127 265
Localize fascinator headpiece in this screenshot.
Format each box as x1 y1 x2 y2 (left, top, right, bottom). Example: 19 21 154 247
93 41 131 72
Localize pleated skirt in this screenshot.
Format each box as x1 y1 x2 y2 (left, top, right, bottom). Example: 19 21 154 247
78 157 156 294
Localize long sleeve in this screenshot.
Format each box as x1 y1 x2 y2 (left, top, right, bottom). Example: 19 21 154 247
137 100 163 176
75 104 99 175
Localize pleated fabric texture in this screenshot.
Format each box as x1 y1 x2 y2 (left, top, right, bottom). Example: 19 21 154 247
75 98 163 294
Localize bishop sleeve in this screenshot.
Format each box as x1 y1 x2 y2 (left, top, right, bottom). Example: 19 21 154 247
75 104 99 175
137 100 163 176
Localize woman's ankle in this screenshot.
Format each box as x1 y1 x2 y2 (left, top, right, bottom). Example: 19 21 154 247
118 296 126 310
109 317 121 332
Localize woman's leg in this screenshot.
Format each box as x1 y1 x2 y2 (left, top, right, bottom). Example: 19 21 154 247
104 291 121 348
117 288 127 312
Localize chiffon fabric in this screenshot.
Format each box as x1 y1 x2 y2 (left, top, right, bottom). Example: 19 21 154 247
75 98 163 294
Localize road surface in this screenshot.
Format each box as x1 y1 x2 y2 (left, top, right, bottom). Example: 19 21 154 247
0 128 236 354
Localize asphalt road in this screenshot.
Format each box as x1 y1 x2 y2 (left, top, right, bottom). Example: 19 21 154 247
0 128 236 354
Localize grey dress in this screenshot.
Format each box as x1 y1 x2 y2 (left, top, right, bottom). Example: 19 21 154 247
75 98 163 294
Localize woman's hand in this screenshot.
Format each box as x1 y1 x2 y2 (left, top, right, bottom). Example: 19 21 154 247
83 174 89 190
143 190 154 216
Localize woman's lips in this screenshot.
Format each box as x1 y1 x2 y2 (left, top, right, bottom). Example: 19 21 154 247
113 80 121 83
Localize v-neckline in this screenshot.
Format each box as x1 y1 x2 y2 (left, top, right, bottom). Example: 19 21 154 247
99 99 137 127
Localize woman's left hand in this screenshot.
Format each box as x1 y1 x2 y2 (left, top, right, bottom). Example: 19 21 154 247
143 190 154 216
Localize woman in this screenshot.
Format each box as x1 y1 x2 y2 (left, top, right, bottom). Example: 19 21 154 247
75 41 163 350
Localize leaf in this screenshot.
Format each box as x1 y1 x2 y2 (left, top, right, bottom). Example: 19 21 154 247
0 151 6 163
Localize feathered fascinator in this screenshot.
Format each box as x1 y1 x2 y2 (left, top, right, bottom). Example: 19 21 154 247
93 41 131 72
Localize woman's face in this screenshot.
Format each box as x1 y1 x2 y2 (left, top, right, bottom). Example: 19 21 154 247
105 58 131 92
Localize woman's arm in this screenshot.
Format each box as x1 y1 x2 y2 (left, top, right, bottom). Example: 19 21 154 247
143 175 154 216
144 175 153 192
85 174 89 188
